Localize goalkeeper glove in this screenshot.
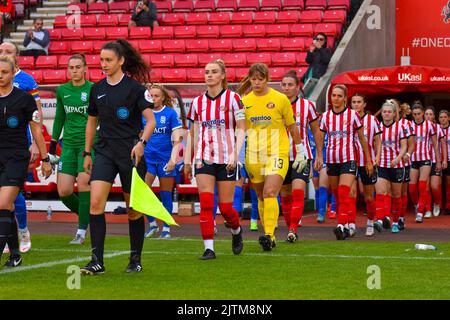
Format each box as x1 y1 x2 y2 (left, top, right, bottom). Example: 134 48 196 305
292 143 307 173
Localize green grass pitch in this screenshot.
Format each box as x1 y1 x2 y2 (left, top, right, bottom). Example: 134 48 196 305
1 234 450 300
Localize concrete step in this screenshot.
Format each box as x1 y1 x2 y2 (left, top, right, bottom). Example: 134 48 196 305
43 1 71 7
3 38 24 49
17 25 54 32
30 12 60 19
10 32 25 40
36 7 67 14
23 19 54 26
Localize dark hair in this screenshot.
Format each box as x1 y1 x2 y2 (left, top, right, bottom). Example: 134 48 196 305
412 102 424 111
332 84 348 97
68 53 86 66
282 69 301 85
352 93 366 103
102 39 150 84
439 109 449 117
315 32 328 48
237 63 270 96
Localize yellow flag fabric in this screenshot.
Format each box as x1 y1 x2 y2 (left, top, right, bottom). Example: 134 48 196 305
130 167 179 226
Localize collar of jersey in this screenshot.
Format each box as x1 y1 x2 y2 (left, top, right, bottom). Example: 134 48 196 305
205 88 226 101
153 106 167 113
413 119 425 126
331 106 348 115
382 120 395 128
106 74 125 86
15 69 21 77
0 87 14 98
291 96 299 105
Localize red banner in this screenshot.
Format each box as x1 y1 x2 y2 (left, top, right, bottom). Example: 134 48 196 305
396 0 450 68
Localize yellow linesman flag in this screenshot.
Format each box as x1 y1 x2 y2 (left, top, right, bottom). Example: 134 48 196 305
130 167 179 226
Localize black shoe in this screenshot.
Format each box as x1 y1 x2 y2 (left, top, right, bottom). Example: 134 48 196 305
4 255 22 268
231 227 243 255
81 259 105 275
383 216 391 229
259 235 275 251
398 219 405 231
125 255 143 273
112 206 127 215
343 228 350 239
333 226 345 240
199 249 216 260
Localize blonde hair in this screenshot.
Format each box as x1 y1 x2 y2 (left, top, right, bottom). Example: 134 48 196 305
206 59 228 89
237 63 270 96
0 55 16 71
149 84 173 108
382 100 397 113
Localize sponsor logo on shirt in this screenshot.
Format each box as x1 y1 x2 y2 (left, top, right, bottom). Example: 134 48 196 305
160 116 166 124
7 116 19 128
266 102 275 109
81 92 88 102
202 119 226 127
64 105 87 114
154 127 167 134
117 107 130 120
329 130 350 137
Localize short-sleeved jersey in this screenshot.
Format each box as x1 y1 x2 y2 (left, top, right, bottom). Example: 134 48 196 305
52 81 94 148
0 87 38 150
87 76 153 139
319 107 362 164
379 121 408 169
442 125 450 161
143 106 182 163
243 88 295 161
288 97 319 161
430 124 445 163
411 120 436 162
187 88 243 164
14 69 40 101
354 113 381 167
398 118 414 166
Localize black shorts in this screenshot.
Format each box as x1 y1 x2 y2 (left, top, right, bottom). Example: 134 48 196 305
358 166 377 185
378 167 405 183
326 161 357 177
444 166 450 176
411 160 432 170
283 160 311 185
90 137 146 193
430 163 442 177
194 161 240 182
0 149 30 187
403 166 411 182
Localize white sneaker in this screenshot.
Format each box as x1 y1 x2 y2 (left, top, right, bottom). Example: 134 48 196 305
19 229 31 253
349 223 356 237
144 226 159 238
433 205 440 217
365 226 374 237
415 213 423 223
3 243 9 254
424 211 432 219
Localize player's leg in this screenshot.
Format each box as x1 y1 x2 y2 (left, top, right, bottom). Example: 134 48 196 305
408 165 420 210
233 175 245 217
335 171 356 240
280 184 292 228
261 174 284 248
288 178 307 242
158 166 176 238
11 192 28 254
390 179 403 233
416 164 432 223
0 186 21 267
374 171 389 233
144 165 160 237
363 183 376 236
317 167 329 222
399 166 410 230
196 172 217 259
430 174 442 217
249 184 259 231
74 172 91 244
349 178 358 237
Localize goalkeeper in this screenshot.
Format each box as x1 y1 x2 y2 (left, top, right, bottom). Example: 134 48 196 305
49 54 94 245
237 64 307 252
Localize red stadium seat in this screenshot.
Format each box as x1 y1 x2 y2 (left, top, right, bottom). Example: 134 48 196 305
296 52 308 66
150 54 175 67
282 0 304 10
269 67 286 80
151 26 174 38
108 1 129 13
118 13 131 26
42 70 67 84
314 23 340 36
150 68 163 82
35 55 58 69
220 25 243 38
155 1 172 13
97 14 119 27
163 13 186 25
233 38 257 52
105 27 129 40
162 69 187 82
196 25 220 38
327 0 350 10
265 24 290 37
17 56 35 69
238 0 260 11
198 53 221 66
277 10 300 24
25 69 42 83
225 67 236 82
70 41 94 54
49 41 70 55
260 0 282 11
128 40 140 50
173 1 194 13
61 28 83 40
281 37 306 51
290 24 314 37
184 12 207 25
83 27 106 40
57 55 70 69
162 39 186 53
323 10 347 23
194 0 215 12
174 26 197 38
253 11 277 24
243 25 266 37
209 39 233 52
67 2 87 14
234 68 248 82
257 38 281 51
129 26 151 39
299 10 323 23
305 0 327 10
139 39 163 53
247 52 272 66
89 69 106 82
208 12 231 25
222 53 247 67
272 52 296 66
216 0 237 12
231 11 253 24
48 28 62 40
85 54 101 68
186 68 205 82
141 54 151 66
185 39 209 52
80 15 98 27
93 40 108 53
174 54 199 67
88 2 108 14
53 15 70 28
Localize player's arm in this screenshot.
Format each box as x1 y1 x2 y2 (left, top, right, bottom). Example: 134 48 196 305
49 90 65 159
132 108 156 166
431 134 441 171
392 138 407 168
166 127 185 172
314 129 325 171
183 121 196 180
404 135 415 163
83 115 97 175
357 126 373 176
441 136 448 169
373 134 381 166
29 120 52 179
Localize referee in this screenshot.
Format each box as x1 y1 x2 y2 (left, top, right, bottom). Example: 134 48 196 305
0 56 52 267
80 40 156 275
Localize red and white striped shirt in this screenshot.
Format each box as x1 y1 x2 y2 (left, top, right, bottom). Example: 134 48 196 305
379 121 408 168
398 118 414 166
288 97 319 161
442 125 450 161
430 124 445 163
187 89 243 164
354 113 381 167
319 107 362 164
411 120 436 162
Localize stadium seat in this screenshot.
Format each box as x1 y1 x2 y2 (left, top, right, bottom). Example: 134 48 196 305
247 52 272 66
129 26 151 39
67 2 87 14
150 54 175 67
128 40 140 50
42 70 67 84
253 11 277 24
225 67 236 82
53 15 70 28
243 25 266 37
327 0 350 10
282 0 304 11
155 1 172 13
260 0 282 11
216 0 237 12
17 56 35 69
108 1 129 13
162 69 187 82
209 39 233 52
150 68 163 82
173 1 194 13
174 54 199 67
139 39 162 53
314 23 340 36
57 55 70 69
48 28 62 40
118 13 131 26
290 24 314 37
198 53 221 66
174 26 197 38
25 69 42 83
277 10 299 24
231 11 253 24
85 54 101 68
196 25 220 38
93 40 108 53
88 2 108 14
105 27 129 40
208 12 231 25
233 38 257 52
222 53 247 67
265 24 290 37
220 25 243 38
141 54 151 66
269 67 286 80
61 28 83 40
185 39 209 52
194 0 215 12
80 15 98 27
184 13 206 25
257 38 281 51
281 37 306 51
238 0 260 11
97 14 120 27
272 52 296 66
234 68 248 82
299 10 323 23
49 41 70 55
162 40 186 53
164 13 186 25
186 68 205 82
83 27 106 40
89 69 106 82
151 26 174 39
35 55 58 69
323 10 347 23
70 41 94 54
305 0 327 10
296 52 308 66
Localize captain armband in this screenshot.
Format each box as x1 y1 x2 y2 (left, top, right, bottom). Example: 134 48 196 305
234 109 245 121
